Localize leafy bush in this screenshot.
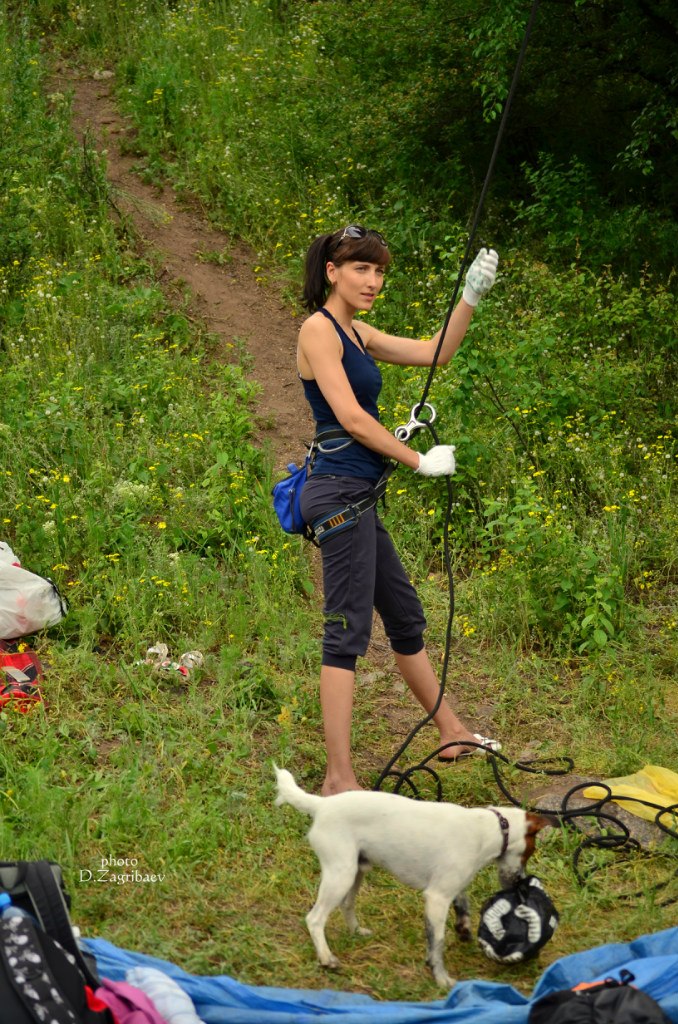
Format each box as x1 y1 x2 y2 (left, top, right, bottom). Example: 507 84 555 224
378 256 676 652
514 154 677 274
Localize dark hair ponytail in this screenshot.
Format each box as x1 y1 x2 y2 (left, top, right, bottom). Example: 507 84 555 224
301 233 332 312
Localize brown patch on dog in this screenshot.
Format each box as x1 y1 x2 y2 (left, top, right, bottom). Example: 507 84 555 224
521 812 553 865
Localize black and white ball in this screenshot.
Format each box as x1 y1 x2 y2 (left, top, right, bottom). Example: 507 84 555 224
478 875 559 963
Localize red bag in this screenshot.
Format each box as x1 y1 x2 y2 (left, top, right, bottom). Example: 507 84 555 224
0 640 44 712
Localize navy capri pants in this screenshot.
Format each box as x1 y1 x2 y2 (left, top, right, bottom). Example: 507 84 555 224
300 475 427 671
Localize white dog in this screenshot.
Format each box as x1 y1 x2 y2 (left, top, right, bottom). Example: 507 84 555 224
274 765 550 988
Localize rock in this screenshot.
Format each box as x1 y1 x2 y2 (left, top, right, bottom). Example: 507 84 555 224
522 774 668 850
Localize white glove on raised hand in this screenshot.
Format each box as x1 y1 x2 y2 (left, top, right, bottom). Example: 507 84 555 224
462 247 499 307
415 445 456 477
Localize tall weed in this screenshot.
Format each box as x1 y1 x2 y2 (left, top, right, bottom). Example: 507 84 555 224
0 12 311 662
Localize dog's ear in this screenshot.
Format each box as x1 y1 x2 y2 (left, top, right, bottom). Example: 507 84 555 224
526 812 558 834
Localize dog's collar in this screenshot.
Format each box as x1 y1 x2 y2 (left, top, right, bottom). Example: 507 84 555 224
488 807 510 856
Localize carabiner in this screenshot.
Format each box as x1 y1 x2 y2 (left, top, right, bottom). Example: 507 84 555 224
394 402 437 443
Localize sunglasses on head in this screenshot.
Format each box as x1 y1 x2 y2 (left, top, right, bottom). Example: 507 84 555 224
338 224 388 247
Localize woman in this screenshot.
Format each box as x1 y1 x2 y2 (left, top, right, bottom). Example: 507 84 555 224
298 225 499 795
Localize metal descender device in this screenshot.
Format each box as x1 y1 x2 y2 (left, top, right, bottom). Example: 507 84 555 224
394 401 437 443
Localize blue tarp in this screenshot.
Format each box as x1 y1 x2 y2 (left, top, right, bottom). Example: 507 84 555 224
86 927 678 1024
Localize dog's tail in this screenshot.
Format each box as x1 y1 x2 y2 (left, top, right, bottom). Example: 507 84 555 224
273 764 323 817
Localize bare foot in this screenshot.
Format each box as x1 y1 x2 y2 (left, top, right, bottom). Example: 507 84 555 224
320 777 365 796
438 724 481 765
437 746 476 762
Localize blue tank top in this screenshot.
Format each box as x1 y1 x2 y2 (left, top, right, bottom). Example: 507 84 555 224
301 308 386 482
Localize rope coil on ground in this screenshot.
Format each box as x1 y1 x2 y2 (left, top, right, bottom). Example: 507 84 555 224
379 745 678 904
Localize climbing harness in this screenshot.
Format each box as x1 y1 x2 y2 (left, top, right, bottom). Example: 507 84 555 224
315 429 354 457
272 427 353 539
310 465 393 544
278 427 393 546
303 399 436 543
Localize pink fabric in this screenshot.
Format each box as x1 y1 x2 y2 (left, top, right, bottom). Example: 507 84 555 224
96 978 169 1024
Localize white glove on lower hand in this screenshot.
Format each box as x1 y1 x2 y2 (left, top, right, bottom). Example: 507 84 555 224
462 247 499 307
415 445 456 477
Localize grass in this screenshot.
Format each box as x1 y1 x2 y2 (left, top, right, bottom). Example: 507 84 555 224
0 1 676 1005
3 635 675 1002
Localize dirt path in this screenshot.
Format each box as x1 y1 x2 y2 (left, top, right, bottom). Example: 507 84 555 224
52 64 313 474
53 62 400 678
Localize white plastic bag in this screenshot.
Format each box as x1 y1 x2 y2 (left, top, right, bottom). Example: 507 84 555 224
0 562 67 639
0 542 19 566
126 966 205 1024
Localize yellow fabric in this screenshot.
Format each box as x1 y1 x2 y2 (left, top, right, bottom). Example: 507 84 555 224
582 765 678 823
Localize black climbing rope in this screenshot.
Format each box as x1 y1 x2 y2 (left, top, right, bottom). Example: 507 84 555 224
374 0 541 793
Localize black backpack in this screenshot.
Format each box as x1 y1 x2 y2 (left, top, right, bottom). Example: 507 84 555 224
528 969 671 1024
0 860 113 1024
